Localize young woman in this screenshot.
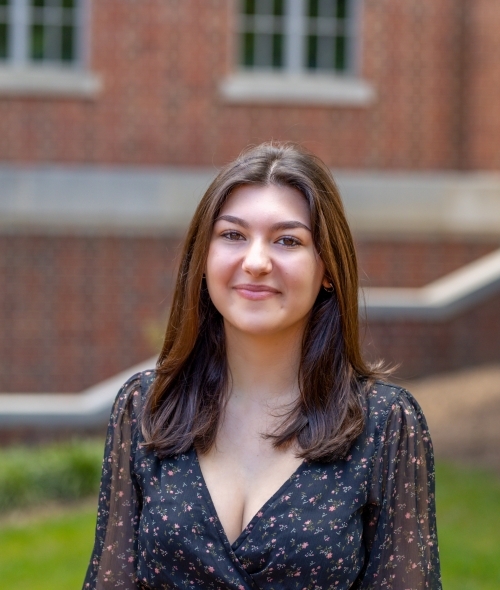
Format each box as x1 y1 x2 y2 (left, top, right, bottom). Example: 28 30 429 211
83 143 441 589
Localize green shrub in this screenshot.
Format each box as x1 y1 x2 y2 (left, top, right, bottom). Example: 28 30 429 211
0 439 104 513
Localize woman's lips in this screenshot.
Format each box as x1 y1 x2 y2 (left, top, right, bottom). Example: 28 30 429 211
233 284 280 301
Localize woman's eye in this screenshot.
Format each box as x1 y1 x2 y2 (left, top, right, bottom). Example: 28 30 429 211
221 231 244 241
277 236 301 247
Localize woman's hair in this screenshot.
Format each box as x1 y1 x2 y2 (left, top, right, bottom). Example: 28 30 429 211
142 142 383 462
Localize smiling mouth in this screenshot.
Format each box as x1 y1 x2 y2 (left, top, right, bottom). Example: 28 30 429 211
233 284 280 300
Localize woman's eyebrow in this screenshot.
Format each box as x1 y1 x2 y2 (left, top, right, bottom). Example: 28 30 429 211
214 215 311 232
215 214 249 228
271 220 311 232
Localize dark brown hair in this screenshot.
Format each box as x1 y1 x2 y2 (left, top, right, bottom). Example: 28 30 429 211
142 142 382 462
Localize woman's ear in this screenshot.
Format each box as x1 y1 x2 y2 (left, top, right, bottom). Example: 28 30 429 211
322 277 334 292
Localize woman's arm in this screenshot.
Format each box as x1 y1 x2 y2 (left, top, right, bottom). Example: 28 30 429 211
355 389 442 589
83 374 144 589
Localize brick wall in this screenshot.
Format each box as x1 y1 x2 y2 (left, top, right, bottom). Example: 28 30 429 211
1 232 497 393
355 238 497 288
0 234 179 393
460 0 500 169
363 293 500 379
1 0 498 169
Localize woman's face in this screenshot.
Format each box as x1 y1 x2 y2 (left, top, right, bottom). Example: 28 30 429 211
206 183 327 339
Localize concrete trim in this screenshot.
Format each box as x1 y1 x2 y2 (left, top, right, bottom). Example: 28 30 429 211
2 166 500 236
0 357 156 427
0 66 102 97
0 164 215 235
363 247 500 319
219 72 376 106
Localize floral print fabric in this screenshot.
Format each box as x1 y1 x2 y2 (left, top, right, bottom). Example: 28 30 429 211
83 371 441 589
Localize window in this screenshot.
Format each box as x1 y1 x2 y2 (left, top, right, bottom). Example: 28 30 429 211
0 0 82 66
239 0 354 74
220 0 374 106
0 0 100 97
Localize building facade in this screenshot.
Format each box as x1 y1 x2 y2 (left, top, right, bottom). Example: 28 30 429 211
0 0 499 169
1 0 500 395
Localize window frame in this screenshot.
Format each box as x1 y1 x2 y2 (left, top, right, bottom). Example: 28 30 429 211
220 0 375 107
3 0 86 67
238 0 359 76
0 0 100 98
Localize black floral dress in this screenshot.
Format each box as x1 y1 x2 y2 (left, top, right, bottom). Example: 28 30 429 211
83 371 441 589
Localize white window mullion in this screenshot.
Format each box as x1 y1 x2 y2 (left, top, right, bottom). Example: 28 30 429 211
10 0 29 65
284 0 305 73
347 0 361 75
76 0 89 68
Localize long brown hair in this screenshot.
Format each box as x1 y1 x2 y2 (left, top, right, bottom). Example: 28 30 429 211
142 142 382 462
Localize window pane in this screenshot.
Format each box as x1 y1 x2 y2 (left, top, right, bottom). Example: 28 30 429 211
45 24 61 60
0 1 9 23
256 0 274 15
241 0 349 72
273 0 284 16
29 0 78 62
307 35 317 69
254 32 273 67
243 0 255 15
272 32 283 67
337 0 347 19
242 31 254 66
0 23 7 59
318 0 335 18
317 34 334 70
308 0 338 18
305 0 351 72
61 24 74 61
335 34 346 70
308 33 346 72
31 24 44 59
308 0 319 18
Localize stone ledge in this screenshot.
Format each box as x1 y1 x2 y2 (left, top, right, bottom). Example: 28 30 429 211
219 72 376 107
2 166 500 237
0 66 102 98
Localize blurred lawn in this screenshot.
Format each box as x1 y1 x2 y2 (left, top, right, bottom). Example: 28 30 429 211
0 461 498 589
0 502 96 590
436 463 500 590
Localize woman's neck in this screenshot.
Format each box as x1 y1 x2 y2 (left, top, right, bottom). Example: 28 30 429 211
224 322 304 408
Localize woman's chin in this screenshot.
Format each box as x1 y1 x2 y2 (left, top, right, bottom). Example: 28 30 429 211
224 317 305 339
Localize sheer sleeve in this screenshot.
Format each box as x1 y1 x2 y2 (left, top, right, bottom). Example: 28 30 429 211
83 374 144 589
356 389 442 589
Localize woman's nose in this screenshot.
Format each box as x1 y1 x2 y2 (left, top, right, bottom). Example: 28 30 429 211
241 240 272 276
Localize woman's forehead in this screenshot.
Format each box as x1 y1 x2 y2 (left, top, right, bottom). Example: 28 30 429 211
218 183 311 222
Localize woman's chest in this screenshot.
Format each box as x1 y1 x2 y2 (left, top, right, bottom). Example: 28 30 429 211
197 442 304 546
133 449 371 589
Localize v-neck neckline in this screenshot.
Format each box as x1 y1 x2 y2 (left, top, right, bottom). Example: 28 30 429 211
191 448 307 552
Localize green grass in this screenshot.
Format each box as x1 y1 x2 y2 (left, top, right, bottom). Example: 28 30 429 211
0 461 498 589
436 462 500 590
0 502 97 590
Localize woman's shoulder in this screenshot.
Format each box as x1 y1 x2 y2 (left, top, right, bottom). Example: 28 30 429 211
362 379 428 433
347 381 434 478
110 368 157 420
121 368 156 394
